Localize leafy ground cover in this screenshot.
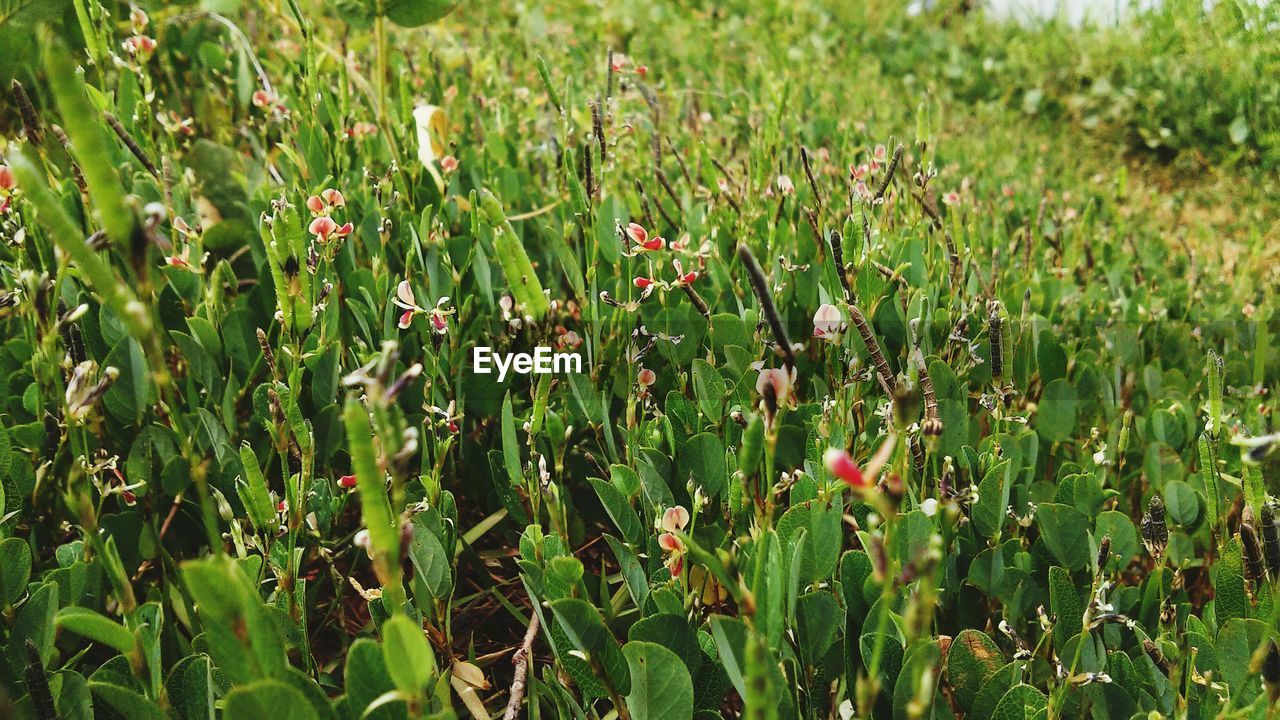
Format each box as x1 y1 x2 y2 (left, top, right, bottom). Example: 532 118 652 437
0 0 1278 718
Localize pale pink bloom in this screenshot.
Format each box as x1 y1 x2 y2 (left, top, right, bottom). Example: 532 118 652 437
851 164 869 181
346 122 378 139
252 90 277 109
873 144 888 162
942 191 961 206
637 368 656 387
130 7 149 31
633 276 653 289
812 303 843 339
658 532 685 553
305 195 326 215
308 216 351 242
854 181 872 201
755 368 792 405
0 165 14 192
626 222 649 246
824 448 865 487
398 310 415 329
440 155 459 173
776 175 795 195
323 189 345 209
636 65 649 77
661 506 690 532
123 35 157 60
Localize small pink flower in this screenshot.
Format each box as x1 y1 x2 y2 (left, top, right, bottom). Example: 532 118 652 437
338 474 358 489
252 90 276 109
873 144 888 162
636 65 649 77
430 311 447 333
440 155 459 173
1002 184 1016 198
276 500 288 513
308 216 351 242
626 222 649 246
658 532 685 554
756 368 792 405
638 236 665 252
633 276 653 289
398 309 415 329
346 122 378 139
776 175 795 196
123 35 157 60
0 165 14 192
824 448 865 487
661 506 690 533
321 188 346 208
942 191 961 206
306 195 326 215
851 164 869 181
812 303 843 339
854 181 872 201
637 368 656 387
0 196 10 215
130 7 149 31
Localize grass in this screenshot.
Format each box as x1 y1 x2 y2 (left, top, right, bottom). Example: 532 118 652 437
0 0 1277 718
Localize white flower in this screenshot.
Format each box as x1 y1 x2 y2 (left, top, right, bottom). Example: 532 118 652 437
920 498 939 517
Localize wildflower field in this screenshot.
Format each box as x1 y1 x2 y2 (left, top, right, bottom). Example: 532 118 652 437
1 0 1278 718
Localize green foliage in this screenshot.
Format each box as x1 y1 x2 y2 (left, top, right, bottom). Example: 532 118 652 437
0 0 1275 718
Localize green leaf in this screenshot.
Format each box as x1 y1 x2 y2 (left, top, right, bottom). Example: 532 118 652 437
1048 567 1082 654
0 536 32 606
678 433 727 499
590 477 644 545
181 555 285 684
795 590 841 666
970 662 1023 718
165 655 214 720
972 460 1012 540
1036 503 1091 570
223 679 320 720
382 0 457 26
623 641 694 720
691 359 726 420
1036 379 1077 442
629 615 701 677
381 614 436 695
55 607 137 657
1093 511 1138 571
990 683 1046 720
500 392 523 486
1162 480 1199 527
88 682 168 720
946 629 1004 710
408 517 453 600
103 338 151 424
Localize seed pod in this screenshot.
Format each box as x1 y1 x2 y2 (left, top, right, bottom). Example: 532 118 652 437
24 640 56 720
57 299 86 366
988 301 1004 381
827 229 853 303
11 79 42 146
873 143 903 202
1141 495 1168 559
680 282 710 319
738 415 765 478
1241 523 1266 584
50 124 88 195
909 434 925 478
104 111 159 177
1261 506 1280 577
1265 641 1280 701
738 243 796 371
1096 534 1112 572
1142 638 1171 676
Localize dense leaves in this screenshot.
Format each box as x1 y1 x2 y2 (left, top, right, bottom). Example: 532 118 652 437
0 0 1277 718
